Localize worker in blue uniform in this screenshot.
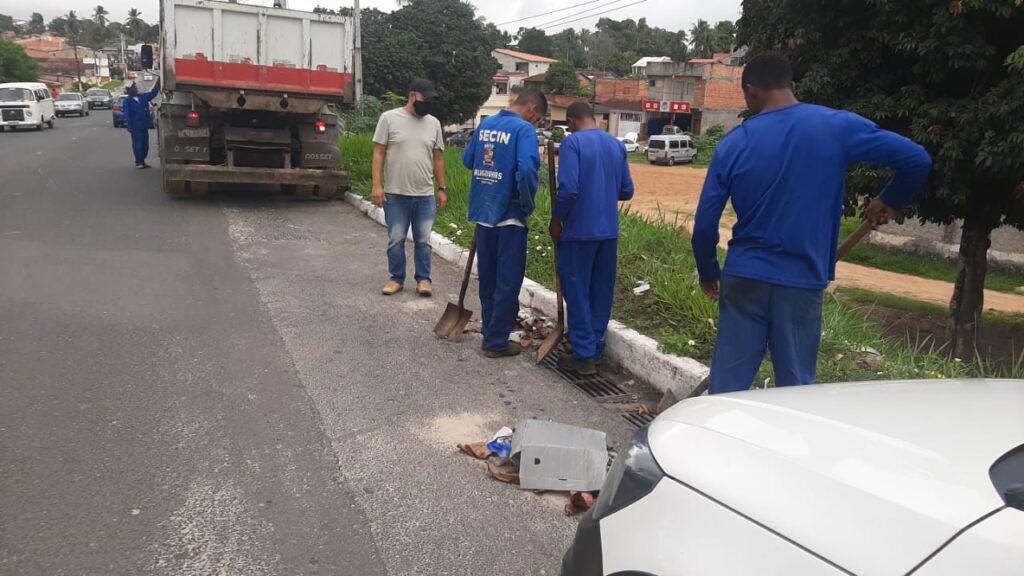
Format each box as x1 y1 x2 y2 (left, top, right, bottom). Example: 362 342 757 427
123 78 160 168
692 52 932 393
461 89 547 358
549 102 635 375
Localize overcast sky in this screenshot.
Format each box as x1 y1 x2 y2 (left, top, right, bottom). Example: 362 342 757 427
1 0 741 37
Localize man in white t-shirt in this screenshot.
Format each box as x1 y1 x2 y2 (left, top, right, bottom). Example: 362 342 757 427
372 79 448 297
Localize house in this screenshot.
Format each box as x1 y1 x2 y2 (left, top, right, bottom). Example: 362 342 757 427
643 51 745 135
471 48 558 128
631 56 672 77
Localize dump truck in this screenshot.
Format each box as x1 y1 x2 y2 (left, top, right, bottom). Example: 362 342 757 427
157 0 360 197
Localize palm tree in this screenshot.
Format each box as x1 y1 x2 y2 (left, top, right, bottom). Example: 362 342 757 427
66 11 84 90
125 8 145 40
94 5 109 26
689 19 716 59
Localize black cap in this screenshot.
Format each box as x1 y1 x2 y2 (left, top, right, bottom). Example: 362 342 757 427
409 78 438 99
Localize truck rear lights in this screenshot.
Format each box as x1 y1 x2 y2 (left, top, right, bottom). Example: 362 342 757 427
315 120 327 134
186 111 200 127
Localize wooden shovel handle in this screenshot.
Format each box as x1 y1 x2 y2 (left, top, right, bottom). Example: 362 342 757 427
547 141 564 325
837 220 874 261
457 226 478 308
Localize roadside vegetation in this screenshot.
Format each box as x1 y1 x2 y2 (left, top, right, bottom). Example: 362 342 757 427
341 134 1024 381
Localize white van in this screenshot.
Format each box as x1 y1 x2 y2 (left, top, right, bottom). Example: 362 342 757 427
646 134 697 165
0 82 56 131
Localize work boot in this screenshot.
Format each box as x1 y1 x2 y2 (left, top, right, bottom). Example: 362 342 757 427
416 280 432 297
558 355 598 375
381 280 403 295
483 342 523 358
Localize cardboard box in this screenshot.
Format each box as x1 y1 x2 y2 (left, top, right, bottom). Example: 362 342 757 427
511 420 608 492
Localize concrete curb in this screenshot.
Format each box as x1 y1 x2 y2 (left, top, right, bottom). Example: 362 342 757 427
343 192 709 397
866 230 1024 274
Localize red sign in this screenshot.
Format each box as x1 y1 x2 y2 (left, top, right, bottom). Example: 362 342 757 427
642 100 692 113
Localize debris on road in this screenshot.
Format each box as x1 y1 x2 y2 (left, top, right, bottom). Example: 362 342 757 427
564 491 596 516
511 420 607 492
485 426 514 459
486 461 520 485
632 281 651 296
457 441 491 460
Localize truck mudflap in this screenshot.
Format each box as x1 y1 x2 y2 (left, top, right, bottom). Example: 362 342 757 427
162 164 348 198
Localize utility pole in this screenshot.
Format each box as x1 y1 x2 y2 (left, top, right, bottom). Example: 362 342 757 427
353 0 362 101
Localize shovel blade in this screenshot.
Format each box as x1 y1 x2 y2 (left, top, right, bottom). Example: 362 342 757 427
434 303 473 341
535 320 564 363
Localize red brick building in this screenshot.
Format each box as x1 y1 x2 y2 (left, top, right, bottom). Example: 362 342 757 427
644 52 746 136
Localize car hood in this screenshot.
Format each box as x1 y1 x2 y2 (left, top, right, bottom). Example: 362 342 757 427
649 379 1024 576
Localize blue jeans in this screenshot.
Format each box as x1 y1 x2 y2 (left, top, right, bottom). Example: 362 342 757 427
709 274 824 394
476 224 528 350
384 194 435 284
129 127 149 166
557 239 617 360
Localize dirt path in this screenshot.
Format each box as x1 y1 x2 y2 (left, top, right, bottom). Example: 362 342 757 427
624 162 1024 314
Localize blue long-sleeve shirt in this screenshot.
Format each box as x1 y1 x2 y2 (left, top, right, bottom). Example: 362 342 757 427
461 110 540 226
692 103 932 290
554 128 635 241
123 80 160 131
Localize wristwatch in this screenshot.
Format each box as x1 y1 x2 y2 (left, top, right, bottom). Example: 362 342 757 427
438 186 448 193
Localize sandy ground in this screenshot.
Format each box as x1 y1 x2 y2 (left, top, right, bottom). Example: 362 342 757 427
624 162 1024 313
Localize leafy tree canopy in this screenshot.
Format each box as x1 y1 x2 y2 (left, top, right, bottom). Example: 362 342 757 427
0 40 40 82
544 59 582 95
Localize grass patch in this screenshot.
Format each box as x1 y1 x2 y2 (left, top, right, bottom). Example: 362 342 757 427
836 287 1024 328
838 218 1024 293
100 80 123 91
340 134 1023 381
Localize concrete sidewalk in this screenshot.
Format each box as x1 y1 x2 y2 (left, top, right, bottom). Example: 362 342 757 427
223 198 632 576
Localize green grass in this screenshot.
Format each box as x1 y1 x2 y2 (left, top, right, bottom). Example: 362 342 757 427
838 218 1024 293
340 134 1024 381
836 286 1024 328
100 80 123 91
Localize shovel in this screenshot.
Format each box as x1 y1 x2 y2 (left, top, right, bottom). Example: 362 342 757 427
434 226 478 341
537 141 565 363
684 218 877 399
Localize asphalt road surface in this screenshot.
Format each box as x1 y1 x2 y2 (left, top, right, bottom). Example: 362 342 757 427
1 112 630 575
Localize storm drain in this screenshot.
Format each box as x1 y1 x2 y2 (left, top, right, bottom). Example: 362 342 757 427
541 350 652 429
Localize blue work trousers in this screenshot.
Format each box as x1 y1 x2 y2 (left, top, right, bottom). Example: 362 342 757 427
384 193 436 284
557 239 617 360
129 127 149 166
709 274 824 394
476 224 528 350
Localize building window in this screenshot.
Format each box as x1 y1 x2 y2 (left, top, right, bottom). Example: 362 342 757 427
619 112 642 122
649 79 656 87
684 81 694 96
495 82 508 95
516 62 529 73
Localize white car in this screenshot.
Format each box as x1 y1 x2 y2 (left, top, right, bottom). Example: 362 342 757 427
617 132 639 153
563 379 1024 575
55 92 88 117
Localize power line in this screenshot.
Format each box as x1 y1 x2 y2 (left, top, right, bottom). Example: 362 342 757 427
534 0 629 29
495 0 605 27
540 0 648 30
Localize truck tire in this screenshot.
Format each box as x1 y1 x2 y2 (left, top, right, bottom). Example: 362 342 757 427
163 171 187 197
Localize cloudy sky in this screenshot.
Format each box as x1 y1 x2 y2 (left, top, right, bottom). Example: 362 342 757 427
2 0 741 37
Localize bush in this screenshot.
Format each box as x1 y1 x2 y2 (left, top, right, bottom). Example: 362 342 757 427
341 95 384 134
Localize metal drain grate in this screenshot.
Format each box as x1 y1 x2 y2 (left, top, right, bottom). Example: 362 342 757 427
541 350 651 429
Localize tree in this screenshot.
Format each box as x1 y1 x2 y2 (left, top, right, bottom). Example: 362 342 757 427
94 5 110 26
364 0 498 124
0 40 40 82
0 14 15 32
515 27 553 58
481 20 511 50
713 20 736 53
738 0 1024 357
605 50 638 77
66 11 84 88
689 19 717 59
29 12 46 34
125 9 145 40
544 60 581 95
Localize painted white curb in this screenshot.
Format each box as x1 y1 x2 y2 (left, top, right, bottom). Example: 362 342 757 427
344 192 708 396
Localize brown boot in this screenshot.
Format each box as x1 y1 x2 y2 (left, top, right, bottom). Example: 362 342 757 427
416 280 432 297
381 280 403 295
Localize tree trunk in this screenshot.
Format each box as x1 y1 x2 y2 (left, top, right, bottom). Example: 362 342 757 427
946 215 993 358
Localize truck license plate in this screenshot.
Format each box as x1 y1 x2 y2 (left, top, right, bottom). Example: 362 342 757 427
176 127 210 138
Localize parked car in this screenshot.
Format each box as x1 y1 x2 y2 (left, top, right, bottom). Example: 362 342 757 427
0 82 55 131
646 134 697 165
85 88 114 109
112 95 155 128
617 132 640 153
143 74 154 81
661 124 686 135
55 92 88 117
563 379 1024 576
446 129 474 149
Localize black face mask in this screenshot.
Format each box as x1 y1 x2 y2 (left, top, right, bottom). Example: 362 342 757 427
413 100 433 117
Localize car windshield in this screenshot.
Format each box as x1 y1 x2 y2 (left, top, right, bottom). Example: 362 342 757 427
87 89 110 97
648 139 667 149
0 87 34 102
57 94 82 101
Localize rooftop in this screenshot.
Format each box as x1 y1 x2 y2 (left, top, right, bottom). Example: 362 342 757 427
493 48 559 64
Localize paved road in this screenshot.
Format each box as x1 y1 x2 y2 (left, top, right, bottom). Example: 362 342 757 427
1 112 630 574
